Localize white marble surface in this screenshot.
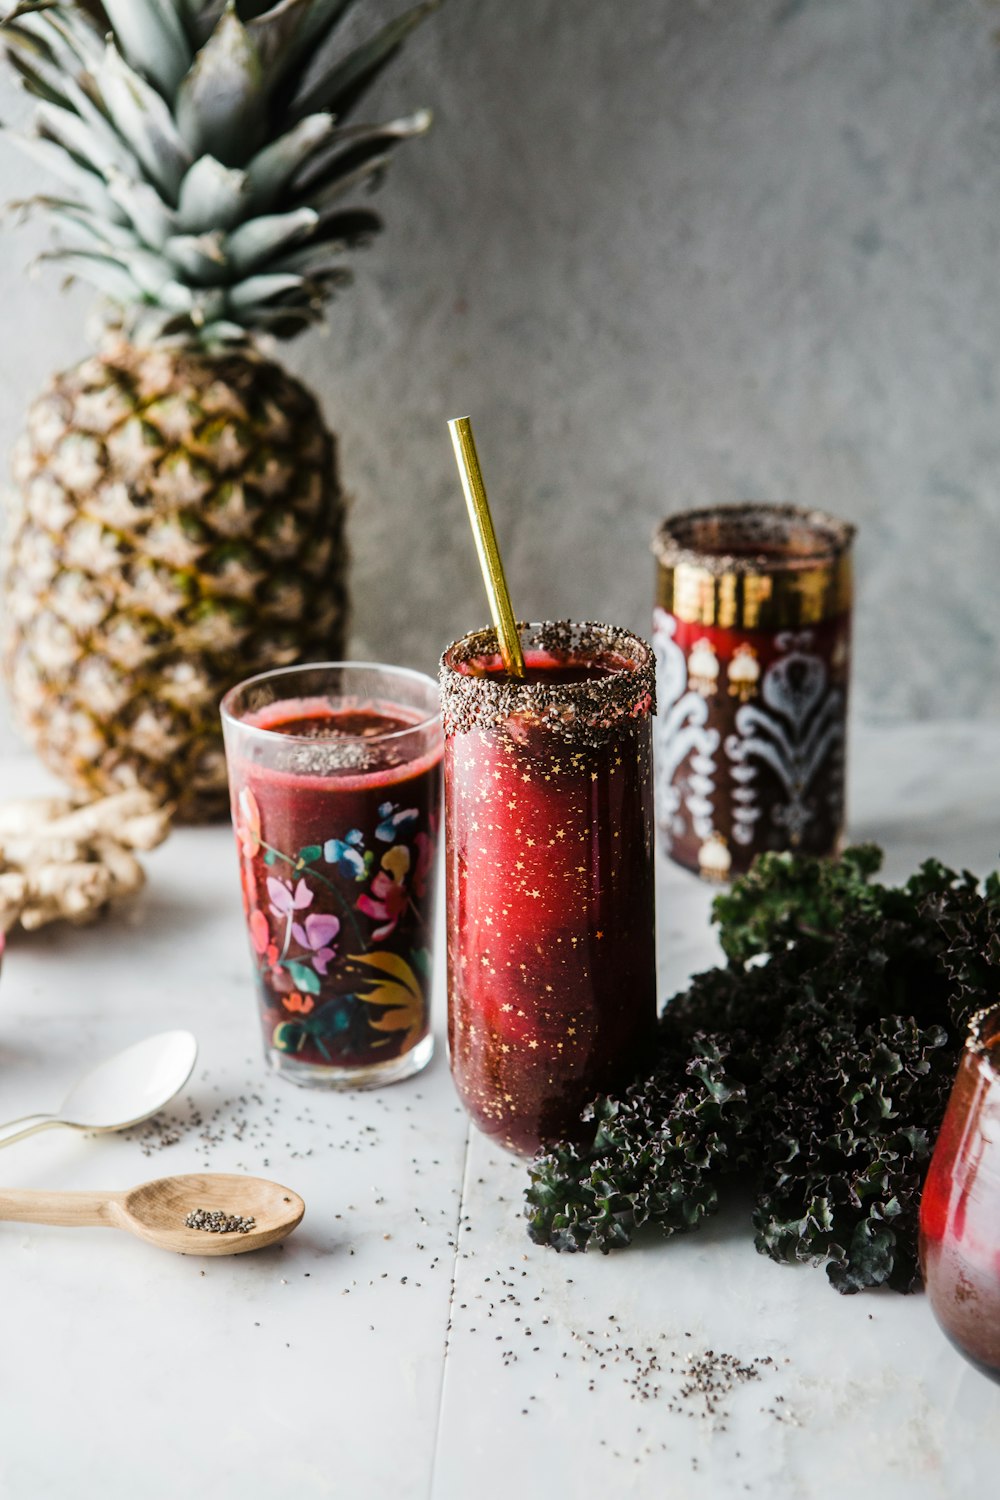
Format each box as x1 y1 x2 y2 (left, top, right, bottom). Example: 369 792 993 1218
0 722 997 1499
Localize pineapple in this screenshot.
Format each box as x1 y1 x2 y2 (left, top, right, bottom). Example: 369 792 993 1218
0 0 436 819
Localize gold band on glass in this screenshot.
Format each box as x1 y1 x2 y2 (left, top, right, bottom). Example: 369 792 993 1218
652 504 854 631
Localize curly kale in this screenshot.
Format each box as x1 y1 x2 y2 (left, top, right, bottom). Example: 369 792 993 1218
525 847 1000 1292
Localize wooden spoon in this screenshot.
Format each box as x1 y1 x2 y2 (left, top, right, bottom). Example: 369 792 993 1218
0 1173 305 1256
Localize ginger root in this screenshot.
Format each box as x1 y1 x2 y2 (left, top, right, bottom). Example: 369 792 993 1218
0 789 172 933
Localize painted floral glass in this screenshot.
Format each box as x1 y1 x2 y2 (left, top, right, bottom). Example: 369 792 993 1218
651 503 855 881
221 663 442 1088
440 621 657 1156
920 1005 1000 1382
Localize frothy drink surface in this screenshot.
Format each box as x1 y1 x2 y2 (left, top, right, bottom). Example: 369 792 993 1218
246 700 436 784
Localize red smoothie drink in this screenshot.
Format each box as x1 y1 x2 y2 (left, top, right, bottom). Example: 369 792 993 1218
440 621 657 1155
222 664 442 1089
920 1007 1000 1381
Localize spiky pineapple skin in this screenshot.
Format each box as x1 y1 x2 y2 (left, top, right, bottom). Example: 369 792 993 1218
2 339 347 820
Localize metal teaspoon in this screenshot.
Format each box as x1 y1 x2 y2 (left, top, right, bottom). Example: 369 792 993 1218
0 1031 198 1149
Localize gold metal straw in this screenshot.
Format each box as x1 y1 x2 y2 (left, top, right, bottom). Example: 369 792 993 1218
447 415 526 680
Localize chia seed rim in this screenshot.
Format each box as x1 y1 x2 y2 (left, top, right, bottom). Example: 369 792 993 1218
652 503 855 630
651 502 855 575
439 620 656 740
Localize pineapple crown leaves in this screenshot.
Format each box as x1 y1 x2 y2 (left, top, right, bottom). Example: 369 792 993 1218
0 0 438 345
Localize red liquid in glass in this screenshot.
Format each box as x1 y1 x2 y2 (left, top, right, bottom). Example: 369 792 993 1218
920 1031 1000 1381
232 700 441 1071
445 654 657 1155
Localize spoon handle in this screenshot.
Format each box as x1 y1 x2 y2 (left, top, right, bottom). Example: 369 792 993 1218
0 1187 124 1228
0 1117 61 1150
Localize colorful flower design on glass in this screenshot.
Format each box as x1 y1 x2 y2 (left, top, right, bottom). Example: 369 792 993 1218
237 787 261 859
375 801 418 843
344 802 424 940
323 828 373 882
283 991 315 1015
234 780 436 1064
267 877 340 975
248 870 341 1000
357 845 411 939
271 951 427 1060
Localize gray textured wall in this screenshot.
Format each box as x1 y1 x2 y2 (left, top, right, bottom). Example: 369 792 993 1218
1 0 999 758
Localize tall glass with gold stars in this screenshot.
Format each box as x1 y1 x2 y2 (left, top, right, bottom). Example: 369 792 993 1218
439 621 657 1155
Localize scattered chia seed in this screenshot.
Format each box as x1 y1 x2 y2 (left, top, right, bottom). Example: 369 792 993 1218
117 1081 385 1164
106 1059 801 1468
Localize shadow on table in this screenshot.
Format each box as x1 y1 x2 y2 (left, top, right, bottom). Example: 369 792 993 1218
126 882 240 937
624 1178 760 1260
0 885 234 975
